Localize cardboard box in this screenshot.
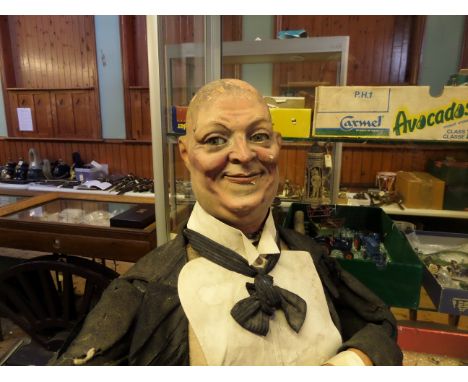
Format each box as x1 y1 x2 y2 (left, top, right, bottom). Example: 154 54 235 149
270 108 312 138
313 86 468 142
283 203 423 308
110 204 155 229
395 171 445 210
264 96 305 108
414 231 468 316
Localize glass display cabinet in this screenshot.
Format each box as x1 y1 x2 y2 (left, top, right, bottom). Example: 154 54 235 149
148 15 349 244
0 192 156 262
0 189 39 211
0 194 26 208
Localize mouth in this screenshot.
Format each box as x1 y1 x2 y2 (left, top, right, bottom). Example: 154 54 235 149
223 171 263 185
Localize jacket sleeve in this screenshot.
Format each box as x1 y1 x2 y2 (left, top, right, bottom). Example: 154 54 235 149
49 277 145 365
320 255 403 366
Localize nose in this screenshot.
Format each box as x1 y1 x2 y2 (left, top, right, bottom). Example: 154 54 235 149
229 137 256 163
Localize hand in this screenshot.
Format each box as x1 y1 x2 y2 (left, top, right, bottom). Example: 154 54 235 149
347 348 373 366
321 348 373 366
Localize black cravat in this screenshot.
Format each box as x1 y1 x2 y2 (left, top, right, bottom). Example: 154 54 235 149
183 228 307 336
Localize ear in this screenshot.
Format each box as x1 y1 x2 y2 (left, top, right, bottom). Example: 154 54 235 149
178 136 191 169
274 131 283 148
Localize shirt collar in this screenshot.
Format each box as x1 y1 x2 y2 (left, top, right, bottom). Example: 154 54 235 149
187 202 279 266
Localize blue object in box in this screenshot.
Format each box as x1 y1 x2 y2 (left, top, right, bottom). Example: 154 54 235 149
277 29 308 39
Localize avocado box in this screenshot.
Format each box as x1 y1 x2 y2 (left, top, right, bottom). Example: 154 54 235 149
312 86 468 142
283 203 423 308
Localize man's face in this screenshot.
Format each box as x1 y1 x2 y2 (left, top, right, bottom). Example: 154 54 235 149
179 91 281 233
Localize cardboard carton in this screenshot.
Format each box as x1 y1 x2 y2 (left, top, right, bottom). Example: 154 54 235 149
395 171 445 209
270 108 312 138
313 86 468 142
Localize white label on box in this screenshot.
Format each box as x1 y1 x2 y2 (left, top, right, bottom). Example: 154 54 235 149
324 154 332 168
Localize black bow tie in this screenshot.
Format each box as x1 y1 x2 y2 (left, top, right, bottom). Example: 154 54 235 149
183 229 307 336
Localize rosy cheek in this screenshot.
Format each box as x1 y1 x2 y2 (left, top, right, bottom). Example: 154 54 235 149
255 146 280 166
189 150 228 179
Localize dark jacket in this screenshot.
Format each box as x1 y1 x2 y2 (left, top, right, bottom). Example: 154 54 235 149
52 227 403 366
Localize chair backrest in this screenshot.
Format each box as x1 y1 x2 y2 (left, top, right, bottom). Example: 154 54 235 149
0 254 118 351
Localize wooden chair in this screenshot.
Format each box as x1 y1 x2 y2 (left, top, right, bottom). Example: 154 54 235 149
0 254 118 364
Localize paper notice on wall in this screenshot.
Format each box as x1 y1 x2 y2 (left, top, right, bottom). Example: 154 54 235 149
17 107 34 132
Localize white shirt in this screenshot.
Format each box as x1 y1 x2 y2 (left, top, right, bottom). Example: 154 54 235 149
178 202 350 365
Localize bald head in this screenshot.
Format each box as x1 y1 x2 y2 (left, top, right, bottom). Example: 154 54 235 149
186 79 268 135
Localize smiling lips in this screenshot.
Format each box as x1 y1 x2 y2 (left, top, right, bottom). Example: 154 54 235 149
223 172 263 184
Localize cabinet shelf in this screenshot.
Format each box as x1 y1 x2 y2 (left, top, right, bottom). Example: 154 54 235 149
6 87 95 91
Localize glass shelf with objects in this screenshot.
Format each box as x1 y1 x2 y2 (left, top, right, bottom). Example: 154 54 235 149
148 15 350 244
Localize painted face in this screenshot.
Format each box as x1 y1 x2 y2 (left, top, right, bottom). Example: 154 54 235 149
179 92 282 233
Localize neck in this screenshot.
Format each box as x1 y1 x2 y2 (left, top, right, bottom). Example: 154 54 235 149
225 211 269 236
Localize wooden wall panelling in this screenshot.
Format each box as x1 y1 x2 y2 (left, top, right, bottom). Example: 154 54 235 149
132 141 143 176
129 89 143 138
407 16 427 84
33 92 55 137
72 91 97 139
0 16 15 88
54 92 75 136
2 139 465 187
389 16 408 84
0 16 101 139
140 90 151 140
120 16 151 140
340 147 353 185
221 16 242 79
8 91 54 138
6 92 20 133
134 19 149 86
125 144 136 175
350 148 363 185
6 16 97 89
275 15 419 86
460 16 468 69
138 143 151 178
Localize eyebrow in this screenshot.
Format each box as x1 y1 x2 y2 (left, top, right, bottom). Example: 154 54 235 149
193 123 230 138
246 117 272 131
195 116 271 137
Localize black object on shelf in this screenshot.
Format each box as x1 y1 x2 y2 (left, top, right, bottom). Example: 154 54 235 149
110 204 155 229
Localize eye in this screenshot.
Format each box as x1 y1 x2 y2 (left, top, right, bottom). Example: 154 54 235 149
250 132 271 143
204 136 227 146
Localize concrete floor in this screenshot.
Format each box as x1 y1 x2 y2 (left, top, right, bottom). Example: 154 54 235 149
0 246 467 366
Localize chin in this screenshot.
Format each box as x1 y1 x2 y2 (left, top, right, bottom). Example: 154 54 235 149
220 192 273 217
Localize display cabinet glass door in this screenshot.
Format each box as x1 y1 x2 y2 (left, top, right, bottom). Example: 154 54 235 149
148 16 349 244
148 16 211 244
